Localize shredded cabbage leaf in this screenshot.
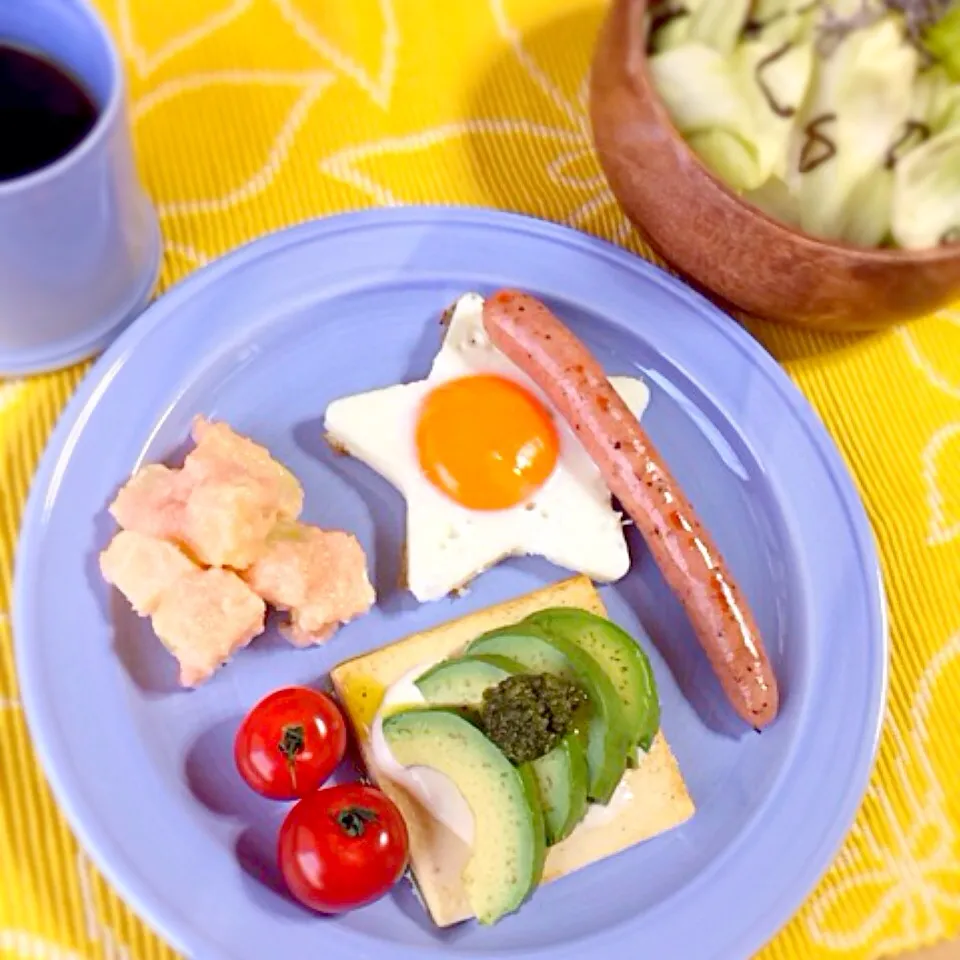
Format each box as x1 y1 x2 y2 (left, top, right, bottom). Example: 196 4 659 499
735 38 815 180
744 0 819 45
892 128 960 248
793 19 917 243
649 43 767 189
650 38 814 191
648 0 960 249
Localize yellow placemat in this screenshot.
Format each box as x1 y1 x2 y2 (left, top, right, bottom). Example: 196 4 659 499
1 1 958 957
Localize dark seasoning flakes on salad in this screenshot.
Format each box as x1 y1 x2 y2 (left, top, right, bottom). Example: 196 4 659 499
647 0 960 249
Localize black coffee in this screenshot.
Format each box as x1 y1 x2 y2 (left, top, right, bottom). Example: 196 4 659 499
0 43 99 181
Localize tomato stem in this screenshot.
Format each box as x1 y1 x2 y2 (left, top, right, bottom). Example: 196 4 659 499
336 805 379 837
278 723 306 787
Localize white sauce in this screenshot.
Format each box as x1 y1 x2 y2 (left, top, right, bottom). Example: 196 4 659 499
370 662 476 845
579 748 647 828
371 663 650 840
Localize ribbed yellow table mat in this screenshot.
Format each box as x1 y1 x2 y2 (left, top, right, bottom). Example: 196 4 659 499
1 1 959 957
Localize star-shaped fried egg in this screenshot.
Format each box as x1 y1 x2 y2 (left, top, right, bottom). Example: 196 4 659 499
324 293 650 602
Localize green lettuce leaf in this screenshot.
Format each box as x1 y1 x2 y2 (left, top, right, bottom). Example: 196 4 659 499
743 0 819 45
650 17 692 53
651 35 814 191
838 167 894 248
892 127 960 249
687 129 764 188
649 43 748 132
650 43 766 189
924 1 960 82
743 174 802 226
649 1 696 53
793 19 917 244
650 4 957 249
912 66 960 134
686 0 752 55
735 37 815 179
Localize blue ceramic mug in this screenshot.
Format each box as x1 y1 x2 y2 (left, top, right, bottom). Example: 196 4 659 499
0 0 161 376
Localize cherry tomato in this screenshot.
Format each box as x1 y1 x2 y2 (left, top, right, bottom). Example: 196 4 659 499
234 686 347 800
278 783 409 914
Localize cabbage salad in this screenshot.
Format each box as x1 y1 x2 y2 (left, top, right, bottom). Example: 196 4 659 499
647 0 960 249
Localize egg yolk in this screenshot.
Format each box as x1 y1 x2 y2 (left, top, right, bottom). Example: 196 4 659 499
416 375 560 511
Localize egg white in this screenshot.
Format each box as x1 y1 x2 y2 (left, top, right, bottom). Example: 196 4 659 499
324 293 650 602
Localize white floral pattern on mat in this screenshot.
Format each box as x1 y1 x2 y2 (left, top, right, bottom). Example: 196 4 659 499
77 852 130 960
318 83 632 241
0 381 25 414
922 423 960 547
117 0 254 78
0 930 90 960
805 630 960 951
898 308 960 401
270 0 399 109
149 70 335 219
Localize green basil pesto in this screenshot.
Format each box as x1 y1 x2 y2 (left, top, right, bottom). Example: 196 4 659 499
480 673 587 764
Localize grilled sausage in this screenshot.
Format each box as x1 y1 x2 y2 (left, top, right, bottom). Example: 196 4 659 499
483 289 779 728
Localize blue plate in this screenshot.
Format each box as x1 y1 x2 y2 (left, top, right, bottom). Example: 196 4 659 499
14 207 886 960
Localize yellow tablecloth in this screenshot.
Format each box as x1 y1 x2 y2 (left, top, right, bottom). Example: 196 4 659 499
1 1 958 957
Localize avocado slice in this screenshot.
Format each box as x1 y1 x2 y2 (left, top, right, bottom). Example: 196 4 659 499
525 608 660 751
531 733 589 845
414 653 589 844
466 627 631 803
414 653 524 704
382 708 546 925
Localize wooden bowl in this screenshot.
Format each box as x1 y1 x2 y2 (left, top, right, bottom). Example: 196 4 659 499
589 0 960 332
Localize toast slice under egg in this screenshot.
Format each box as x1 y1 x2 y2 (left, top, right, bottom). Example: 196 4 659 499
330 575 695 927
